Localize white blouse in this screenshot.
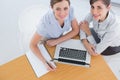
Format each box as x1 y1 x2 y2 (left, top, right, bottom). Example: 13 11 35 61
80 11 120 54
36 6 74 39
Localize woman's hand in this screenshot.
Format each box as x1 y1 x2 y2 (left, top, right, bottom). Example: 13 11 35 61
44 61 56 71
82 39 98 56
46 39 58 47
79 21 91 36
86 43 98 56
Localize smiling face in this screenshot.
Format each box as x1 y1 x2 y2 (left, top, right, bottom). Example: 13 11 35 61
51 0 70 21
90 0 111 22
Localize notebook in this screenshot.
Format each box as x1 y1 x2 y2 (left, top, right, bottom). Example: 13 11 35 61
26 44 56 78
54 39 91 67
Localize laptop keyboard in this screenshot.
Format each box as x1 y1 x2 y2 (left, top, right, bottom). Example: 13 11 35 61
59 47 87 61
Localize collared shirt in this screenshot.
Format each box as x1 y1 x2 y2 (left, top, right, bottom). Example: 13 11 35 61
80 11 120 54
36 6 74 39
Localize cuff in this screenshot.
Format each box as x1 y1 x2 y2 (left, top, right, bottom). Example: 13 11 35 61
79 30 87 40
87 35 96 45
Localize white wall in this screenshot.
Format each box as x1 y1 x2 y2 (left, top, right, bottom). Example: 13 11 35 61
0 0 49 65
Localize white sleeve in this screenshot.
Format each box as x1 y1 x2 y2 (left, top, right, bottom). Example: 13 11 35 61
80 30 87 40
95 27 118 54
87 35 97 45
79 13 93 40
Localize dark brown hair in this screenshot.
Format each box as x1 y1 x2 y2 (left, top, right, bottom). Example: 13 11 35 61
90 0 111 7
50 0 70 8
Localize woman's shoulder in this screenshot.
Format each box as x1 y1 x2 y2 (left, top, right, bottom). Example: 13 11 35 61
107 11 120 30
69 6 74 11
109 11 120 24
83 13 93 23
41 8 54 23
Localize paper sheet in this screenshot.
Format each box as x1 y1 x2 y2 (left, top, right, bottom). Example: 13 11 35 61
26 44 56 78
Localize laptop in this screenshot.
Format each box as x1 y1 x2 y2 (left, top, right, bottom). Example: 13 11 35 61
54 39 91 67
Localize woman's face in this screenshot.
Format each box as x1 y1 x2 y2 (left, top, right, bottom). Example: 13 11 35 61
90 0 110 22
52 0 70 21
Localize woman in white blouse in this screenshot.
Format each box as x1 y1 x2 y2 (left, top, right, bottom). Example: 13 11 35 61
79 0 120 56
30 0 79 71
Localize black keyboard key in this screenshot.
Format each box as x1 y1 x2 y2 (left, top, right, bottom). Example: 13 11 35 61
59 47 87 60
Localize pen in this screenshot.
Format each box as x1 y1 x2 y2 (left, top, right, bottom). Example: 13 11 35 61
46 61 54 69
51 58 90 65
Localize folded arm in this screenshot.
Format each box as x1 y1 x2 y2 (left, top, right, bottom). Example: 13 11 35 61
79 21 98 56
46 18 79 47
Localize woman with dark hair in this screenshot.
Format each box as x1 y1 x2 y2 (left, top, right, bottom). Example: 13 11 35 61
30 0 79 71
79 0 120 56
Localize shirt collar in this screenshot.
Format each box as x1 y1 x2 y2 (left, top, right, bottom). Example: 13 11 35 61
98 11 112 25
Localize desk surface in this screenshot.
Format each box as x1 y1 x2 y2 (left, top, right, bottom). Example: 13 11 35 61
0 39 117 80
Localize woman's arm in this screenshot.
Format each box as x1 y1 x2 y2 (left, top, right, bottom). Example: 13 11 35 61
80 21 119 54
79 21 91 36
82 39 98 56
46 18 79 46
30 32 56 71
79 21 99 56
